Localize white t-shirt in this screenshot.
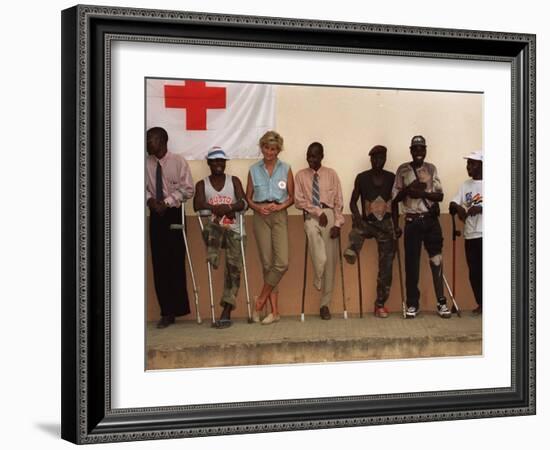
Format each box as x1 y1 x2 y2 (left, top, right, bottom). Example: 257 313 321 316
452 179 483 239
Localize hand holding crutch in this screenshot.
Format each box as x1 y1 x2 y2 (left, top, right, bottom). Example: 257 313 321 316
169 207 202 325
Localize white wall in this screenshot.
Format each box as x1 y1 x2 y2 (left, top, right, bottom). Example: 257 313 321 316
1 1 545 450
185 85 482 218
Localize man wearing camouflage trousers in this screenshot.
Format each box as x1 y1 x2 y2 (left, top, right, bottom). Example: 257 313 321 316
344 145 396 318
193 147 247 328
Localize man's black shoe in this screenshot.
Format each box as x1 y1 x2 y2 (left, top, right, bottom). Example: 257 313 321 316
156 314 175 329
320 306 331 320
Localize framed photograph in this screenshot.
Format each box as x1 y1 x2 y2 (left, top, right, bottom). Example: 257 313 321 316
142 77 485 371
61 4 535 444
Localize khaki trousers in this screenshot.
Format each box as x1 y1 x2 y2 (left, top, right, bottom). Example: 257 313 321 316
253 209 289 289
304 209 337 307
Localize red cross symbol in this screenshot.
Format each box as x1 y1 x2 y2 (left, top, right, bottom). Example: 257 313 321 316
164 80 227 131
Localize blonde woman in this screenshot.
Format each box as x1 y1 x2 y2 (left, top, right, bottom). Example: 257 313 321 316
246 131 294 324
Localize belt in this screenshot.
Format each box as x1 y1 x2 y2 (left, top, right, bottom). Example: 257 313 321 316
365 213 391 222
305 204 332 219
301 203 331 209
306 203 331 213
256 200 281 204
406 212 431 220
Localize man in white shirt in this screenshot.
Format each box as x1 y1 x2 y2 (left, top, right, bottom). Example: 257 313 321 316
449 150 483 315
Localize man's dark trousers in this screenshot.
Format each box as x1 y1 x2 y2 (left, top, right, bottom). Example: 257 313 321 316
149 206 191 317
403 214 446 308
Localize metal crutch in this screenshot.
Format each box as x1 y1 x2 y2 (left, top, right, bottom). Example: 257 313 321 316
169 208 201 324
238 213 253 323
443 273 462 318
337 234 348 320
395 240 407 319
390 219 407 319
196 212 216 325
451 213 462 315
300 212 308 322
357 249 364 319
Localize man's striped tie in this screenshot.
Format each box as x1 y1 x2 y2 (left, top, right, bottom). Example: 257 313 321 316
312 172 320 207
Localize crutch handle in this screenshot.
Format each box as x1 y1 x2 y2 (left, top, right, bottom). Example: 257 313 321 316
451 214 461 239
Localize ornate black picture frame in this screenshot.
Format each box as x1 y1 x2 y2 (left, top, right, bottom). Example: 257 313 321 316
61 4 535 444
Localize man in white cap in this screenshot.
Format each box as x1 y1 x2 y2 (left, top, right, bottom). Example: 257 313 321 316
449 151 483 315
193 147 247 328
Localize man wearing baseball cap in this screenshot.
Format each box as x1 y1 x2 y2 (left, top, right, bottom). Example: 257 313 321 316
343 145 396 318
449 151 483 315
392 135 450 319
193 147 247 328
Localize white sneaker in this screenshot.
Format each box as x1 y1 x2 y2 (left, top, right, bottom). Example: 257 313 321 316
405 306 419 318
261 313 280 325
252 308 262 323
437 303 452 319
252 296 265 323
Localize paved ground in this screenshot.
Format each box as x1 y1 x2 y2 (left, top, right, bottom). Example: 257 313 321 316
146 312 482 369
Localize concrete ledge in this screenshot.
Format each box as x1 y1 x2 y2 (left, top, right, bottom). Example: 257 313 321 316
146 313 482 370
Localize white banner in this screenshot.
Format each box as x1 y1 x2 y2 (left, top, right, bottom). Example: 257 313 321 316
146 79 276 160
